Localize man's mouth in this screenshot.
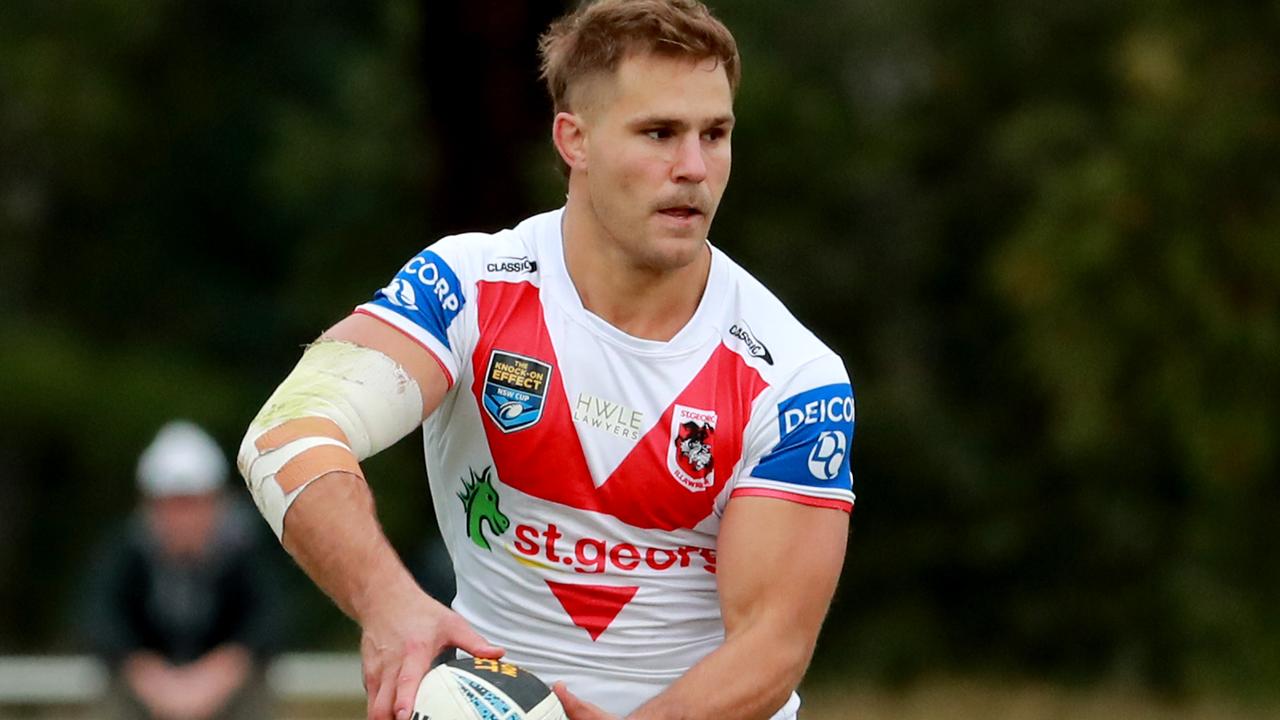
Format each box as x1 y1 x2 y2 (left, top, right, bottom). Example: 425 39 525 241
658 206 702 220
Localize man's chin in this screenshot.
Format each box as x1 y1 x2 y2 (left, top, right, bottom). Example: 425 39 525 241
636 234 709 273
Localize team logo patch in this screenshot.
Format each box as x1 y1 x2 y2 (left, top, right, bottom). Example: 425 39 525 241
667 405 717 492
482 350 553 432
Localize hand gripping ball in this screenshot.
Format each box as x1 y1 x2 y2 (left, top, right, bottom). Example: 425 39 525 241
412 657 567 720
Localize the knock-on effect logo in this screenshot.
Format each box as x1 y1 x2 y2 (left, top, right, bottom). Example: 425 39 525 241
482 350 553 432
667 405 717 492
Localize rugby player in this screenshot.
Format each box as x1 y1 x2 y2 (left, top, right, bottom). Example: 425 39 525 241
238 1 855 718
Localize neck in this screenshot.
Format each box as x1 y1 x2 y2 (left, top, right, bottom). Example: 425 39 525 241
561 190 711 342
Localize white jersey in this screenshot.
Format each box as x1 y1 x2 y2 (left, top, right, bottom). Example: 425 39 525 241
357 209 855 717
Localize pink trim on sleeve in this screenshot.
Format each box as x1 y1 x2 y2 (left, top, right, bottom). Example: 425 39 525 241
730 487 854 513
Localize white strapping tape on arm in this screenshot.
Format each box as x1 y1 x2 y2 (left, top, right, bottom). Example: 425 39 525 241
237 340 425 540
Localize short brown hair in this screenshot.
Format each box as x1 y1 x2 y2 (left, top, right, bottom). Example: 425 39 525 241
539 0 741 115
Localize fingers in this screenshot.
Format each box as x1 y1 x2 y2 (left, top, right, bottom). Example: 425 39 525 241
444 614 505 659
362 646 382 720
362 648 394 720
369 665 396 720
391 643 432 720
358 606 501 719
553 681 615 720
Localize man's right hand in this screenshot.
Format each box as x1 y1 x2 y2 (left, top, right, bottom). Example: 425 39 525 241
358 584 504 720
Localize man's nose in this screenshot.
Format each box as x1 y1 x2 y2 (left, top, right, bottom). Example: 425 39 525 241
671 134 708 183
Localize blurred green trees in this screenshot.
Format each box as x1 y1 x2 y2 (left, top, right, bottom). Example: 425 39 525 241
1 0 1276 696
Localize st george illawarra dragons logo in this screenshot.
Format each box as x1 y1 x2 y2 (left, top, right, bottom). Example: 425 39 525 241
667 404 717 492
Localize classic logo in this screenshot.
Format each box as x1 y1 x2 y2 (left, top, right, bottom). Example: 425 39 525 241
482 350 553 432
486 256 538 274
380 278 419 311
667 405 717 492
729 321 773 365
457 466 508 551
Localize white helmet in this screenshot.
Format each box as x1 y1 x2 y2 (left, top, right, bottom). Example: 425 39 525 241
136 421 228 497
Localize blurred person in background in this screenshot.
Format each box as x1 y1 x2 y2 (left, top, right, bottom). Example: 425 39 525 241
81 421 285 720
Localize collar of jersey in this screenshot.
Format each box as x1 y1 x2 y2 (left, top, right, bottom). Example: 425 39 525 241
533 207 728 358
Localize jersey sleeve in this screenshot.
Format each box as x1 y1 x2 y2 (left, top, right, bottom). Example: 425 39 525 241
353 236 474 387
733 353 856 512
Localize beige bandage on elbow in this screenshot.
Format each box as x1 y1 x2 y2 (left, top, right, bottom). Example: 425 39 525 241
237 340 425 539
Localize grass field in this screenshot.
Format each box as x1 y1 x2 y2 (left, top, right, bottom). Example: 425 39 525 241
264 681 1279 719
3 680 1273 719
798 679 1277 720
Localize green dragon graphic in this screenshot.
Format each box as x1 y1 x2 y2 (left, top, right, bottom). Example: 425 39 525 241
457 466 509 551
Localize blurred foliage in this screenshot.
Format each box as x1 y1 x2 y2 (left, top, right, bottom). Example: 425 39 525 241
1 0 1277 698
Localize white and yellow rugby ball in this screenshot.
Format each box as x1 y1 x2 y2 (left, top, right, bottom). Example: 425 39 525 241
412 657 567 720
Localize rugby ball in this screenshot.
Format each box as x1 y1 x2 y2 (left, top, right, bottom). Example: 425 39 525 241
498 401 525 421
412 657 567 720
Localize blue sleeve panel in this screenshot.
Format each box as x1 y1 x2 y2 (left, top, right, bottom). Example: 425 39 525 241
367 250 466 349
750 382 855 492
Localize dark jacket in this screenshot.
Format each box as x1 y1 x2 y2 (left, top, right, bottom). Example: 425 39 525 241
82 501 285 668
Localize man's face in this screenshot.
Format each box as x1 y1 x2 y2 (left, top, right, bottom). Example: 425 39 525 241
576 52 734 271
147 493 222 560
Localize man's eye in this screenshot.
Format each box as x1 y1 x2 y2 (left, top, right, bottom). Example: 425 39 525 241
646 129 671 140
702 129 725 142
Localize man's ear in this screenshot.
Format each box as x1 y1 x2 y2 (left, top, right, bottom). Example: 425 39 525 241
552 111 589 171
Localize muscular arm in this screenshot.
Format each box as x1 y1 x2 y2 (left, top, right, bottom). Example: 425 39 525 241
281 313 448 620
558 497 849 720
249 314 501 720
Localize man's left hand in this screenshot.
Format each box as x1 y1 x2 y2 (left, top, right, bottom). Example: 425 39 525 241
553 682 621 720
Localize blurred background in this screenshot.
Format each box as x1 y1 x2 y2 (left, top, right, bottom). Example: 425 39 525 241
2 0 1278 716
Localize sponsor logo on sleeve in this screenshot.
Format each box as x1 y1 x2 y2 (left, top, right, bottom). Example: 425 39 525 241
667 405 717 492
375 250 464 348
751 383 854 486
401 252 462 313
380 278 419 311
485 256 538 274
807 430 848 481
728 321 774 365
481 350 553 432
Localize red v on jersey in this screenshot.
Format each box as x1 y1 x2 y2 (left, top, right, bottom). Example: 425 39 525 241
546 581 639 641
472 281 769 531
